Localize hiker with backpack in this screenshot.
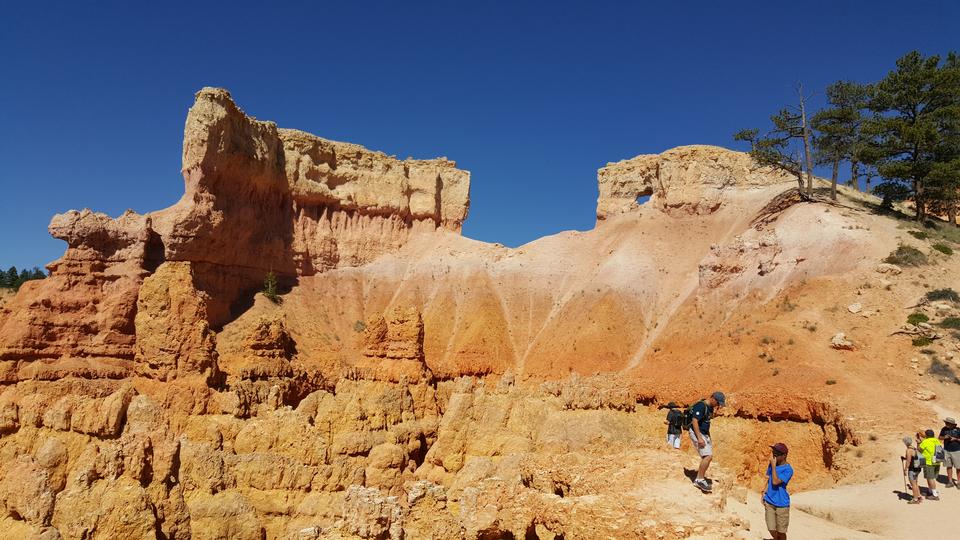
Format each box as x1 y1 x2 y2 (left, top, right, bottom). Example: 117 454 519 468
919 429 945 500
902 435 924 504
685 391 725 492
938 417 960 488
664 402 684 449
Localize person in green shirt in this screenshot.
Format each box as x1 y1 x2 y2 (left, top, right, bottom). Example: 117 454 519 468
919 429 942 500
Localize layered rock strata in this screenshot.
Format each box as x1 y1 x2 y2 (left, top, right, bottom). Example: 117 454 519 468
0 88 470 377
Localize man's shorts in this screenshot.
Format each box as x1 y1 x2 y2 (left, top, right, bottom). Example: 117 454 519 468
688 429 712 457
944 450 960 468
764 501 790 533
923 463 940 480
908 469 920 482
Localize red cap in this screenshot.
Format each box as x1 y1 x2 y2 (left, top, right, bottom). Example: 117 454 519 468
771 443 789 455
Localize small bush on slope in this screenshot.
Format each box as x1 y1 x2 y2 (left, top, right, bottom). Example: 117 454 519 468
939 317 960 329
927 288 960 303
885 245 927 266
932 243 953 255
929 358 956 380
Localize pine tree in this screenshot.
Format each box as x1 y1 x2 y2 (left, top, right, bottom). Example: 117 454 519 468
866 51 953 221
735 108 807 194
5 267 18 289
926 52 960 226
812 81 872 200
262 271 280 303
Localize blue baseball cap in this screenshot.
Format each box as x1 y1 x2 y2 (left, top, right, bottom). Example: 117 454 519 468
712 391 726 406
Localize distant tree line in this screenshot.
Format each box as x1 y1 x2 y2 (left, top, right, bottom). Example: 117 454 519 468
0 266 47 290
735 50 960 225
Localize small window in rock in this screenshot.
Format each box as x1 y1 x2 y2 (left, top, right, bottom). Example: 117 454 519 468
636 191 652 205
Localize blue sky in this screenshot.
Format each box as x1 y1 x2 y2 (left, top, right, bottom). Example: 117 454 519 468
1 1 958 270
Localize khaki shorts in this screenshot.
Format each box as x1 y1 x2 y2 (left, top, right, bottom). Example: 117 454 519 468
688 429 713 457
764 501 790 533
944 450 960 469
924 463 941 479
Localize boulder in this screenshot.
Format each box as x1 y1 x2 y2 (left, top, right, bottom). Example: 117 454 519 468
876 263 902 275
831 333 855 350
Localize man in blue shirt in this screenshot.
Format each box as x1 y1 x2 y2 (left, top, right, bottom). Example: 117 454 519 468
763 442 794 540
688 391 725 492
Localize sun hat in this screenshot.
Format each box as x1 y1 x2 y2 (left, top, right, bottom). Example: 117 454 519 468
945 417 957 425
712 391 726 406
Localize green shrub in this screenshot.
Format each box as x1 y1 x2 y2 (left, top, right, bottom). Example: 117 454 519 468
939 317 960 329
912 336 934 347
938 225 960 244
826 379 837 385
262 271 281 304
927 288 960 303
933 243 954 255
885 245 927 266
908 230 929 240
353 320 367 333
907 312 930 325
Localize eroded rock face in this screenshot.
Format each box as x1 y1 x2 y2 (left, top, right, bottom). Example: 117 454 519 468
0 210 158 366
352 306 431 383
134 262 219 383
0 87 471 369
596 144 794 220
153 88 470 278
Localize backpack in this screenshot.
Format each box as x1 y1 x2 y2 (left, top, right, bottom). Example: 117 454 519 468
935 444 946 464
682 400 706 430
666 409 684 431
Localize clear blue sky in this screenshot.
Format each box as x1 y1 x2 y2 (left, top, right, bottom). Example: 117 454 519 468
2 1 958 270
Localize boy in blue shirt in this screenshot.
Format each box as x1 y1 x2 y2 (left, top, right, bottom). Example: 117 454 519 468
763 442 793 540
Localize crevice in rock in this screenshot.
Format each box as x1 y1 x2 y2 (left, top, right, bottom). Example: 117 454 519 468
143 229 166 274
478 527 515 540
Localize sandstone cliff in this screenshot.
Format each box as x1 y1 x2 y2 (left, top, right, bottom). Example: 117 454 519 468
1 89 959 540
0 87 470 376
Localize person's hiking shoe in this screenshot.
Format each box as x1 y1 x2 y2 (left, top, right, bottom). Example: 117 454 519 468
693 479 712 493
908 498 922 504
926 495 940 501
